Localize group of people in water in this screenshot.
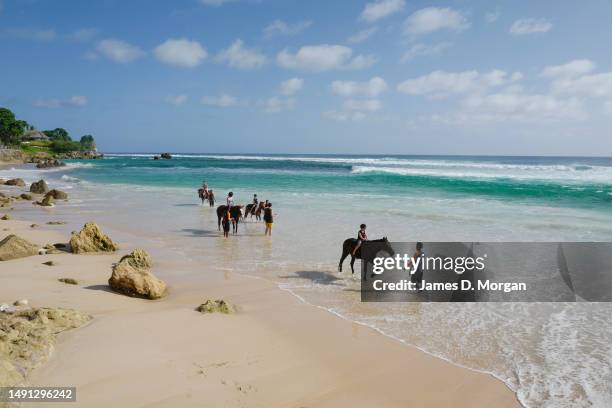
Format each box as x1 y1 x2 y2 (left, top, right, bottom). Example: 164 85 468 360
199 181 274 238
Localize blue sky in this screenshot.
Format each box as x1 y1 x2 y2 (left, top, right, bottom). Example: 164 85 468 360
1 0 611 155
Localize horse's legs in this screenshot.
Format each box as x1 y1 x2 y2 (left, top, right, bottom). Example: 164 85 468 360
350 256 356 274
339 250 349 272
217 216 221 231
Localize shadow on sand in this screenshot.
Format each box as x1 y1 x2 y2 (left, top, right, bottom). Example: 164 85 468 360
180 228 219 238
279 270 342 286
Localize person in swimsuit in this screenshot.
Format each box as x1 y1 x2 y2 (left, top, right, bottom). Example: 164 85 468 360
222 210 231 238
264 202 273 236
352 224 367 256
208 189 215 207
408 242 424 289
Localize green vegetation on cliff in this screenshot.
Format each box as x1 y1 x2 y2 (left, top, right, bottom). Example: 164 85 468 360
0 107 97 154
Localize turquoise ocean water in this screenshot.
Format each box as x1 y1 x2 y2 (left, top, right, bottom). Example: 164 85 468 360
2 154 611 407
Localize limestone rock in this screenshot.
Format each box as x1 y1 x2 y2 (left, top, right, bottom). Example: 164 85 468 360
0 235 39 261
29 180 48 194
1 214 9 220
196 299 233 314
58 278 78 285
20 193 33 200
4 178 25 187
36 195 54 207
69 222 117 254
13 299 28 307
45 189 68 200
108 249 167 299
0 308 90 387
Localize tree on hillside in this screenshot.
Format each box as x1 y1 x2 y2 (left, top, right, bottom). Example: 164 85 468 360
43 128 71 141
80 134 96 150
0 107 27 146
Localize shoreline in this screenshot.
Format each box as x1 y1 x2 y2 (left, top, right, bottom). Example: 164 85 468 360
0 177 521 407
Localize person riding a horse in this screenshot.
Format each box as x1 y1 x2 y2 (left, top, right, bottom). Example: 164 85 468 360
352 224 368 256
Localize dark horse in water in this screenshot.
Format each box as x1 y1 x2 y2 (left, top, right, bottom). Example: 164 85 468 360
245 202 265 221
216 205 243 234
339 237 391 277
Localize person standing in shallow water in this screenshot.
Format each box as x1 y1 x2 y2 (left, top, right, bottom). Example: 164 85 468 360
208 189 215 207
264 202 273 236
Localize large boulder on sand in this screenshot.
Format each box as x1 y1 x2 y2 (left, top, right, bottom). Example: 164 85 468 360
69 222 117 254
29 180 49 194
4 178 25 187
45 189 68 200
36 195 54 207
0 308 90 387
0 234 39 261
108 249 167 299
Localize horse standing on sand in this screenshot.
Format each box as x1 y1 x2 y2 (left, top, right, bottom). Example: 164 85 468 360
338 237 391 278
216 205 243 234
245 201 266 221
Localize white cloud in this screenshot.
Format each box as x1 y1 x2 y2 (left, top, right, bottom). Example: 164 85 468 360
541 59 596 78
262 97 295 113
331 77 387 97
5 28 57 41
201 94 238 107
550 72 612 98
216 39 266 69
344 99 382 112
277 45 375 72
400 42 451 63
485 10 500 24
67 28 97 42
404 7 470 36
199 0 235 6
397 69 520 98
97 39 145 63
461 91 586 122
510 18 552 35
323 111 366 121
280 78 304 95
263 20 312 38
154 38 207 68
347 27 378 44
33 95 88 108
166 95 188 106
360 0 405 23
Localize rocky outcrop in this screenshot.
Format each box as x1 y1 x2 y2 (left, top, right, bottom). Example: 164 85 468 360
108 249 167 299
36 195 54 207
196 299 233 314
69 222 117 254
45 189 68 200
0 235 39 261
58 278 78 285
160 153 172 159
4 178 25 187
0 215 9 220
0 308 90 387
34 158 65 169
54 151 103 160
20 193 33 200
30 180 49 194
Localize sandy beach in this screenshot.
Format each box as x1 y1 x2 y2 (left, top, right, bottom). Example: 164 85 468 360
0 183 520 407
